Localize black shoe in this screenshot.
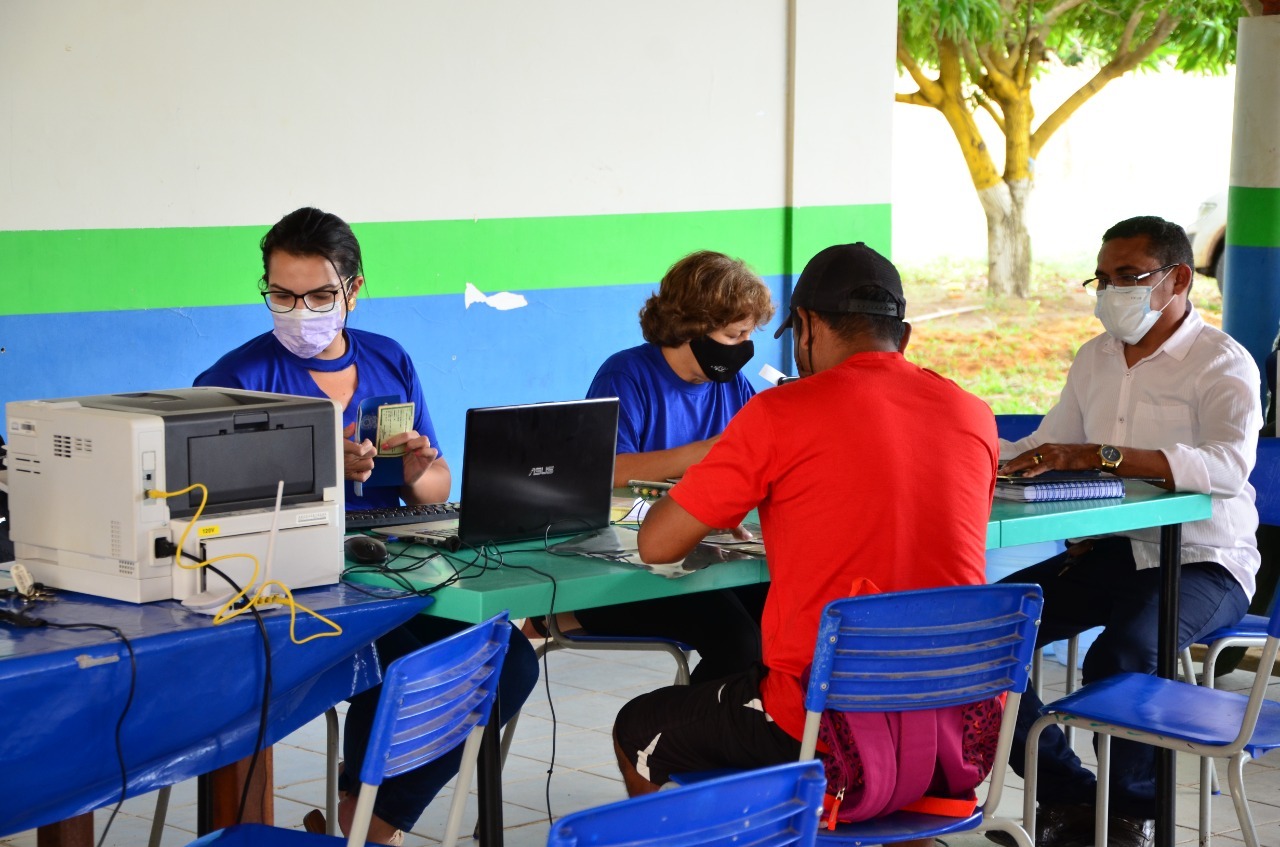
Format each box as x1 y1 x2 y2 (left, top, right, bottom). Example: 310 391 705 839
1105 815 1154 847
985 803 1094 847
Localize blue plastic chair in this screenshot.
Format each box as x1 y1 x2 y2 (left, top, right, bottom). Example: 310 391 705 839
182 612 511 847
1026 599 1280 847
547 760 826 847
1188 437 1280 681
801 584 1044 846
994 413 1043 443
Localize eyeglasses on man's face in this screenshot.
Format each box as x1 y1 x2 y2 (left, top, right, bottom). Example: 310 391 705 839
1081 264 1178 295
261 278 353 313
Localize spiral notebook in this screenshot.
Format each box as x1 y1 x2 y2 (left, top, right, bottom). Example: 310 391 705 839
995 471 1126 502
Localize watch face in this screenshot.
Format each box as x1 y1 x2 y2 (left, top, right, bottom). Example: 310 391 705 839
1101 445 1121 463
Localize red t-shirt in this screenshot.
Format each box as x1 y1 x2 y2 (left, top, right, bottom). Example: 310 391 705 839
669 351 997 741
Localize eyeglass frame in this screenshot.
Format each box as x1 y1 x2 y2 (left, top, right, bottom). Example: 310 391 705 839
1081 263 1179 294
260 277 355 313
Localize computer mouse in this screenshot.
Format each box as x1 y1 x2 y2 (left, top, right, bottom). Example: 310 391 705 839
344 535 388 565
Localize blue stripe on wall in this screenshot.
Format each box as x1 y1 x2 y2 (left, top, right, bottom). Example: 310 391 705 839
1 277 791 499
1222 245 1280 389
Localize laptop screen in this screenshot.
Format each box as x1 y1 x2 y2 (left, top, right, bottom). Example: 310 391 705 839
457 397 619 546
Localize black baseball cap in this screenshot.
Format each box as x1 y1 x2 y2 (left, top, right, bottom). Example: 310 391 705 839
773 242 906 338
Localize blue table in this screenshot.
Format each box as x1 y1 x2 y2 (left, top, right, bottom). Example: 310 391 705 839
0 583 431 839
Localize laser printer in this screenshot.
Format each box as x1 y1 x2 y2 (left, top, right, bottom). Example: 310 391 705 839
6 387 343 603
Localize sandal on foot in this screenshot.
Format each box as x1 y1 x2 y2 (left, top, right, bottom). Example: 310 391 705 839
302 809 327 834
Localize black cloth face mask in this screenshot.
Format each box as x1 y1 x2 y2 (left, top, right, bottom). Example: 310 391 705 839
689 336 755 383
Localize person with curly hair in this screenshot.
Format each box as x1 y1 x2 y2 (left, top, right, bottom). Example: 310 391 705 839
557 251 775 683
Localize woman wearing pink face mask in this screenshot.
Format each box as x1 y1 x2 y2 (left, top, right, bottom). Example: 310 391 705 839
195 206 449 510
194 207 538 844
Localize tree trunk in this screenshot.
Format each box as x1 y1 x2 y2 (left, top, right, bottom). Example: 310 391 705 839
978 178 1033 297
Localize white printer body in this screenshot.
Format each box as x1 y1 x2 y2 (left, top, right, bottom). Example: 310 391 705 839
6 387 344 603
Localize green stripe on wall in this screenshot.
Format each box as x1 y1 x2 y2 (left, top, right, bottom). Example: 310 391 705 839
1 205 889 317
1227 186 1280 249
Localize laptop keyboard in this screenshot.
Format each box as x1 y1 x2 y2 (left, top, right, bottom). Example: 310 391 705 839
345 502 461 531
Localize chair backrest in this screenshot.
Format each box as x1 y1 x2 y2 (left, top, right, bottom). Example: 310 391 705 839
1250 437 1280 527
994 414 1043 443
359 611 511 787
546 760 826 847
804 584 1044 716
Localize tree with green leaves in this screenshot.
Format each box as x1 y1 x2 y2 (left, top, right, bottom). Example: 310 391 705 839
897 0 1253 297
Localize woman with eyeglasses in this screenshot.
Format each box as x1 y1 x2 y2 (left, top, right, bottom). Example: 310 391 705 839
195 207 537 845
195 206 447 508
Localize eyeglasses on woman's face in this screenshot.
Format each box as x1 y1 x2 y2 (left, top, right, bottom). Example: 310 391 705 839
261 278 353 313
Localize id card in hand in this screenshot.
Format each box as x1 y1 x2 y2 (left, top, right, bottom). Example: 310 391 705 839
375 403 415 456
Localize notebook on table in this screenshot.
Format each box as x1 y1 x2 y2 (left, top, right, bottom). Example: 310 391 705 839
374 397 619 549
995 470 1127 502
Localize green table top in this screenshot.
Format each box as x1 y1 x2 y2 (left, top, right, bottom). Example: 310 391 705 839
988 481 1210 548
346 483 1212 623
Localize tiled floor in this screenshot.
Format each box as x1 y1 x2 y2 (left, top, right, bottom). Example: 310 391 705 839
4 642 1279 847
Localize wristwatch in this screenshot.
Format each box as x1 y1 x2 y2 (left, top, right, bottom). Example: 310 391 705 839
1099 444 1123 470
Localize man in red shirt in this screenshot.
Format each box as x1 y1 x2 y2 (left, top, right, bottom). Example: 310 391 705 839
612 243 998 811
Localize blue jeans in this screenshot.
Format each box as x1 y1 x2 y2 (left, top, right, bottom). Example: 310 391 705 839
338 616 540 831
1000 537 1249 819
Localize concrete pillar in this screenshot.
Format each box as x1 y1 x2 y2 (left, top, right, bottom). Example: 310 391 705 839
1221 12 1280 392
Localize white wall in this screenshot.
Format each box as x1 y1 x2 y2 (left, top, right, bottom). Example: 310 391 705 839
1 0 807 231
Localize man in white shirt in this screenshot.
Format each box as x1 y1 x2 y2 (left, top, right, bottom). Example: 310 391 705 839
991 216 1260 847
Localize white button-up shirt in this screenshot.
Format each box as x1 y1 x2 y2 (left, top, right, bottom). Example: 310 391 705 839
1002 306 1262 598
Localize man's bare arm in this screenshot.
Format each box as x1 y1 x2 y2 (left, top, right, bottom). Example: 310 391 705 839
637 494 715 563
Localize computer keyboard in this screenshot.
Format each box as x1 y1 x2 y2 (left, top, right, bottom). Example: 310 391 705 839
345 502 461 531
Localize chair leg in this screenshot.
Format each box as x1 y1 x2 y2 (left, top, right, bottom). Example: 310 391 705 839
1031 648 1043 699
1227 754 1260 847
1023 715 1055 841
1199 752 1213 847
325 707 341 836
1064 637 1078 749
148 785 171 847
443 728 486 847
1180 647 1198 684
1201 646 1228 796
1094 734 1111 847
346 783 379 847
672 648 691 685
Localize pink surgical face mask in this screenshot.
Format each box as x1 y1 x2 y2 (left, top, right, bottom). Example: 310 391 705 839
272 307 345 359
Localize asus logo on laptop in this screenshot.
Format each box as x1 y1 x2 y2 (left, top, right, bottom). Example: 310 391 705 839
528 465 555 477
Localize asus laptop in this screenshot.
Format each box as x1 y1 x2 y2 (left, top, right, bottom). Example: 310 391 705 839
378 397 619 549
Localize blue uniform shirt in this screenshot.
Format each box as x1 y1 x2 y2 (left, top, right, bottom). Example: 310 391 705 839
586 342 755 454
194 328 443 509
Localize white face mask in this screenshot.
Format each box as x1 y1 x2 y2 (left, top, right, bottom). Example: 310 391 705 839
1093 273 1171 345
272 307 345 359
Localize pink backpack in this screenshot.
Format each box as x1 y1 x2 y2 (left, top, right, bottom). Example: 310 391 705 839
809 577 1005 829
814 694 1003 828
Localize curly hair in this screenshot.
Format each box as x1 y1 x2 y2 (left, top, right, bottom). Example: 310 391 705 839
639 251 775 347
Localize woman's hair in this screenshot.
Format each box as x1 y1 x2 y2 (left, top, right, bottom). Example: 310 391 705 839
259 207 364 288
639 251 775 347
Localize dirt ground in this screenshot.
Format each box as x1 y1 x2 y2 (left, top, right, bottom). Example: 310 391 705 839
899 278 1225 412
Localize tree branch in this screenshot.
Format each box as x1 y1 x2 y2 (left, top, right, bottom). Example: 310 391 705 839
975 94 1007 133
1030 12 1180 156
977 44 1020 102
1042 0 1089 28
896 91 934 107
1118 2 1151 53
897 29 943 106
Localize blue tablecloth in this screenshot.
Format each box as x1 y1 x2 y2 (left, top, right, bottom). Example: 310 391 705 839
0 583 431 835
